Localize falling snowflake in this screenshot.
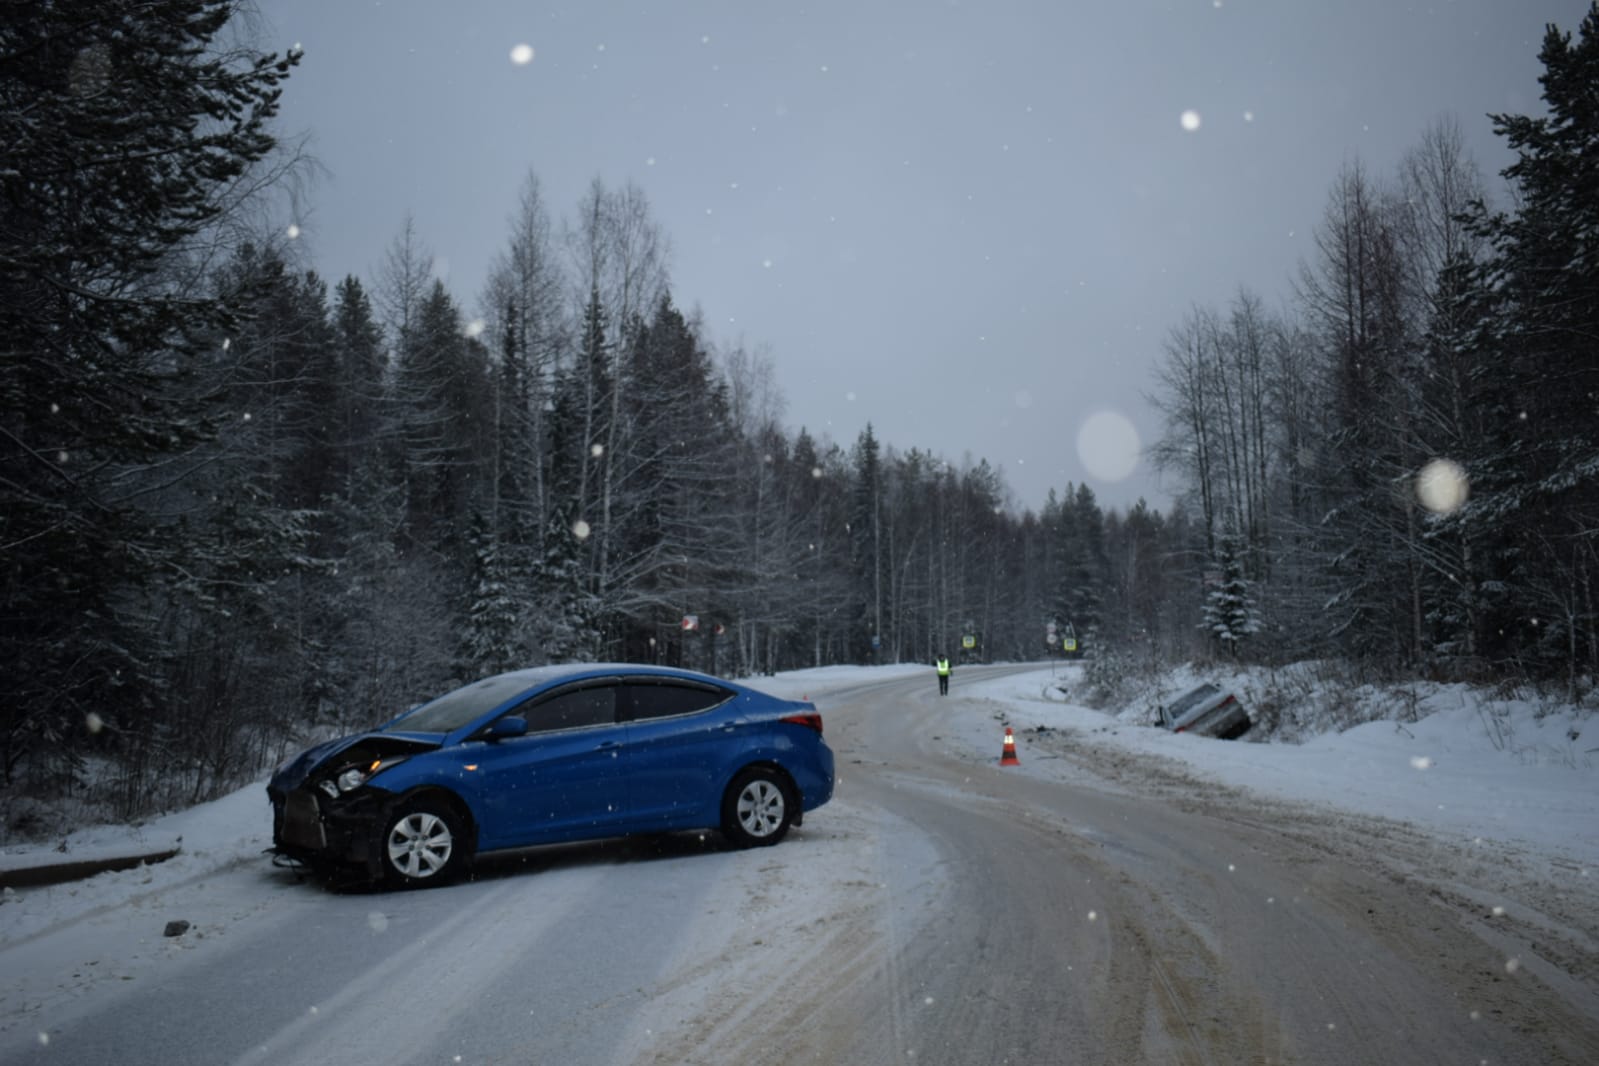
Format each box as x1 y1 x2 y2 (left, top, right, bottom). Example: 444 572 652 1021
572 520 591 540
1077 411 1141 482
286 223 300 240
590 443 604 458
1180 110 1202 132
1417 458 1468 514
510 43 534 65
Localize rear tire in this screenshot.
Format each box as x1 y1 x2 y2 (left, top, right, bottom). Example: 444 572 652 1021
381 797 467 888
721 766 794 848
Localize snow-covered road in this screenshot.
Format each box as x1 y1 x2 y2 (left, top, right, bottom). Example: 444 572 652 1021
0 663 1594 1063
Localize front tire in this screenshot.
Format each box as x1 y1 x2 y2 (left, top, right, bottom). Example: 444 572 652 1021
721 766 794 848
381 798 467 888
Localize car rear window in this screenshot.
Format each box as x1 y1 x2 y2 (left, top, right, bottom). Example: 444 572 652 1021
622 679 732 721
384 674 534 734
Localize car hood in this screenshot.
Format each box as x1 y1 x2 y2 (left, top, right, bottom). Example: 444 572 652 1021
269 731 442 792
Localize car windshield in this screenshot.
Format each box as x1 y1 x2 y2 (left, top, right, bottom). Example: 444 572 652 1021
384 675 535 734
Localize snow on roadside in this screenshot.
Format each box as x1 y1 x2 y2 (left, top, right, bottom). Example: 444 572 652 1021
752 661 1596 879
946 665 1597 872
3 660 1594 951
0 785 273 946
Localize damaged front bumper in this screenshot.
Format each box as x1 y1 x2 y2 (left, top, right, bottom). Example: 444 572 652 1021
269 785 396 880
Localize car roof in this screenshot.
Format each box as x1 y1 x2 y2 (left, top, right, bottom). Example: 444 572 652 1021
481 662 742 692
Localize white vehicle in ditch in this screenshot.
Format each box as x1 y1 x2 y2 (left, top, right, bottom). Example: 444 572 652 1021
1156 683 1252 740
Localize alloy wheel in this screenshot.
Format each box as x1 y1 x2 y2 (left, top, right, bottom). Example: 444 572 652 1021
387 810 453 879
736 779 786 838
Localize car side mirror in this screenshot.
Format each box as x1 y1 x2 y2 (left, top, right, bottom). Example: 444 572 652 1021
483 716 528 741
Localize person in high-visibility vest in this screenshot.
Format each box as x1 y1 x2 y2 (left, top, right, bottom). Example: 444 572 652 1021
935 655 951 695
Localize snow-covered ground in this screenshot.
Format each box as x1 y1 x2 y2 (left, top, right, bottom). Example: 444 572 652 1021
759 661 1597 865
1 662 1593 990
4 661 1594 939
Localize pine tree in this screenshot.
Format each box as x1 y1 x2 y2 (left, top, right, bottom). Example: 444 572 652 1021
530 501 601 663
1415 251 1495 664
329 276 388 515
790 429 853 668
1202 529 1262 659
1469 3 1599 677
849 425 885 661
1053 484 1108 654
458 512 524 678
0 1 300 787
393 280 492 554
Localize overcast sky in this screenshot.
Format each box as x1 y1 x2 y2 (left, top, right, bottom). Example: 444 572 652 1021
264 0 1590 515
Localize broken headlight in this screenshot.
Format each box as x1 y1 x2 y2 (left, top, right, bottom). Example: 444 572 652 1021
317 756 408 799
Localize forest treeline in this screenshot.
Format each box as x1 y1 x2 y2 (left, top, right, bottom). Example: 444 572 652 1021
1148 6 1599 695
2 2 1596 819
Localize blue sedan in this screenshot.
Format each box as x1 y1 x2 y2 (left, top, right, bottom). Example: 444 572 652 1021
267 664 834 888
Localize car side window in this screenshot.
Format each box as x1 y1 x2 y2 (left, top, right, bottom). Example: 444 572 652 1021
1169 684 1216 717
622 680 732 722
522 684 617 733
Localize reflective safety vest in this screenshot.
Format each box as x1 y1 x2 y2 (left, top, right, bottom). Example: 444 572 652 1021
936 658 950 676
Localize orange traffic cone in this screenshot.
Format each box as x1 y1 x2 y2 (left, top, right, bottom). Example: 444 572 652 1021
1000 726 1020 766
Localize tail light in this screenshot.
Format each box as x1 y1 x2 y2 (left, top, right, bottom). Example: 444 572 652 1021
781 712 824 735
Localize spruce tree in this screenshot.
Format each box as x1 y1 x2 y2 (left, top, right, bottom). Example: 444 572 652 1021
458 512 524 677
849 425 884 661
0 1 299 787
1470 3 1599 676
1202 530 1262 659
